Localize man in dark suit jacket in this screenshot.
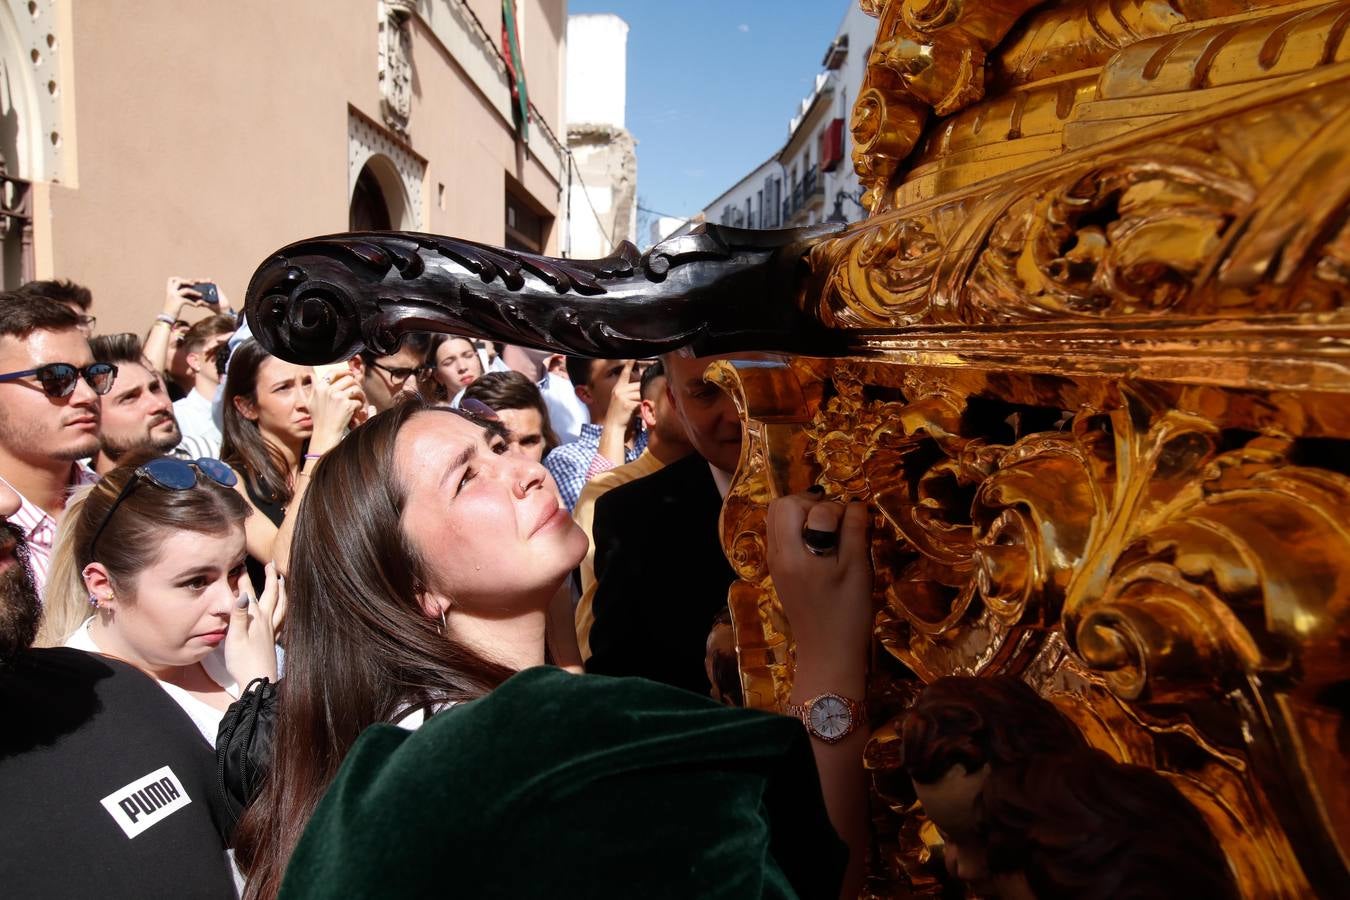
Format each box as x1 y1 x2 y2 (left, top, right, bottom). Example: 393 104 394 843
585 352 744 696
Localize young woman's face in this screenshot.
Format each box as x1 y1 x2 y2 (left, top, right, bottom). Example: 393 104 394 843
434 338 484 391
101 526 248 670
244 357 314 446
395 412 586 613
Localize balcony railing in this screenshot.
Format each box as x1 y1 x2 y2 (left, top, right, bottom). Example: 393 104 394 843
803 168 822 200
781 169 825 225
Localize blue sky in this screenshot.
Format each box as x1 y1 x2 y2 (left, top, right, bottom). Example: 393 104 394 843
567 0 855 231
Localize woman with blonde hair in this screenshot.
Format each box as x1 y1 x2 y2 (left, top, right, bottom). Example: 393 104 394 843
45 455 280 744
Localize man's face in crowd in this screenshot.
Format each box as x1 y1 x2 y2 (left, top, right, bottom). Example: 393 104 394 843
495 405 547 463
167 321 193 382
360 346 423 413
662 353 743 474
642 373 693 452
577 359 637 421
0 481 40 666
99 362 182 460
187 333 231 388
0 327 103 463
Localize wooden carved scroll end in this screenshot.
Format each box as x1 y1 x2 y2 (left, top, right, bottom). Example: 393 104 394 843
243 224 851 366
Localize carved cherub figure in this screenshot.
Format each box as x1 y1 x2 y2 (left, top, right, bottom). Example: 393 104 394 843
899 676 1237 899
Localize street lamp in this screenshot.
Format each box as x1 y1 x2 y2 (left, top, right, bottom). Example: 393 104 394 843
826 190 866 225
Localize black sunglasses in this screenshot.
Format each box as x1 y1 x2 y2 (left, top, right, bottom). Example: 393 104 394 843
0 362 118 398
88 457 238 559
369 361 421 383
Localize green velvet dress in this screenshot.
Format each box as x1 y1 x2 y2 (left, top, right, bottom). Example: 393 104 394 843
279 667 846 899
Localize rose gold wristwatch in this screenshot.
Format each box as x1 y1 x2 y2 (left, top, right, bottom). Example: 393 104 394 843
785 692 866 744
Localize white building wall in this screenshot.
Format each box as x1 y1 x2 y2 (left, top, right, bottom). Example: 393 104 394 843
565 14 627 129
563 13 636 259
701 156 783 231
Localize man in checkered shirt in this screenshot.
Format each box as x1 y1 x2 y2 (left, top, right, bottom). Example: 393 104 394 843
0 294 103 597
543 356 648 511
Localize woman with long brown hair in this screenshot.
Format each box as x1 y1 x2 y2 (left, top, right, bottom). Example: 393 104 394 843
219 339 363 587
233 398 874 899
420 333 485 402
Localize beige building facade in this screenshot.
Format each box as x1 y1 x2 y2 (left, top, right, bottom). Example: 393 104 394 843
0 0 567 334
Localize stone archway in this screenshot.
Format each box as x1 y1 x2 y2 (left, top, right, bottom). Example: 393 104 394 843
347 108 424 232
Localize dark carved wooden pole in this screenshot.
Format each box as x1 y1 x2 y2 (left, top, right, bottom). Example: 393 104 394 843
244 223 847 365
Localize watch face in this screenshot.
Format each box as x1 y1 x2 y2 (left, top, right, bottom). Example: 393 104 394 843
809 695 852 741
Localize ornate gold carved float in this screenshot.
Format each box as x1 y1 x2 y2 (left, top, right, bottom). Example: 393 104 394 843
722 1 1350 896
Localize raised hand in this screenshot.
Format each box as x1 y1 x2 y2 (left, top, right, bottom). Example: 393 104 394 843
224 562 280 685
307 368 365 453
766 490 872 674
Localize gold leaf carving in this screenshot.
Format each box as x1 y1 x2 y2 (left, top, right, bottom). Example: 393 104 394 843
731 3 1350 895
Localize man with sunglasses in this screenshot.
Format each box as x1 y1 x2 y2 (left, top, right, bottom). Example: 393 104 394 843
0 294 107 595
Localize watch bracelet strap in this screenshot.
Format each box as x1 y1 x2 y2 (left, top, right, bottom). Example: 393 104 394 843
785 693 867 723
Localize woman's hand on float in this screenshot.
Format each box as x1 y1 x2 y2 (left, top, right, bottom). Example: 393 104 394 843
766 491 872 675
308 368 365 452
225 562 280 684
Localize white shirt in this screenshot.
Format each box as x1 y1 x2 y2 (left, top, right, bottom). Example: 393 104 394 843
538 371 590 445
173 389 223 460
0 464 99 598
65 619 241 746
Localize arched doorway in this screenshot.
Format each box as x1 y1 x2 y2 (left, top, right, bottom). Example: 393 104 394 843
348 153 411 232
349 164 392 231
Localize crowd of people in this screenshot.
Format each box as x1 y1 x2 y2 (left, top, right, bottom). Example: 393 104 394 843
0 276 1238 899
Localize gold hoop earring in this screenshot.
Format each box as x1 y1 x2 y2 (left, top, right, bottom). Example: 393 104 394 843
439 607 447 634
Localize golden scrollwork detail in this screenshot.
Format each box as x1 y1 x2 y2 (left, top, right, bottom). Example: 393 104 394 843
724 4 1350 895
968 153 1253 320
852 0 1049 206
720 352 1345 894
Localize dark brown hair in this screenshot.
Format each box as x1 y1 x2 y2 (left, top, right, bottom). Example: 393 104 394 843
463 370 560 455
16 278 92 312
899 676 1088 784
0 291 81 339
233 399 515 899
219 339 299 504
981 748 1238 899
359 332 428 367
181 314 237 354
89 332 145 367
639 358 666 399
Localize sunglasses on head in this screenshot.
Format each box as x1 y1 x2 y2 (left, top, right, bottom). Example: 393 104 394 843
0 362 118 398
446 398 500 424
88 457 238 560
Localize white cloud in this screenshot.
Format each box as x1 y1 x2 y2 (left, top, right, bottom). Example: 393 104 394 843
738 23 750 33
